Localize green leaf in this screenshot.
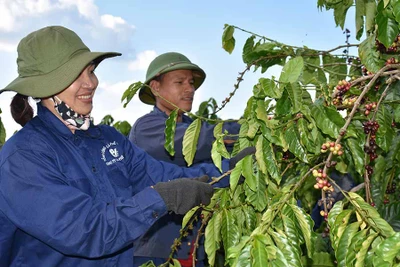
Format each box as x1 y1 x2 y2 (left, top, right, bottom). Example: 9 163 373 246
279 57 304 84
264 139 282 184
289 204 316 258
281 205 304 245
330 209 353 250
222 25 235 54
242 205 258 233
355 0 366 40
333 0 353 29
381 202 400 231
252 235 270 267
384 0 390 8
255 136 267 174
281 214 302 251
393 0 400 24
269 230 303 267
182 118 201 166
230 161 243 192
242 155 257 191
0 116 6 145
256 136 281 183
121 81 143 108
354 233 379 267
112 120 131 136
376 9 399 48
245 171 268 212
255 100 269 124
247 119 260 139
359 34 383 73
211 141 223 172
311 252 335 266
276 90 292 117
297 118 316 154
205 212 222 266
365 0 377 33
164 110 178 156
310 101 343 138
374 232 400 264
99 114 114 126
335 221 361 267
170 259 181 267
211 122 230 172
258 78 283 99
243 35 256 64
376 104 395 152
221 209 240 256
229 241 251 267
348 192 395 237
285 82 303 114
182 206 200 229
346 138 365 176
284 122 308 163
328 201 344 229
346 229 368 267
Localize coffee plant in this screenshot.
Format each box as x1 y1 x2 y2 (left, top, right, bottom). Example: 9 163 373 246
0 108 5 146
99 114 132 136
122 0 400 266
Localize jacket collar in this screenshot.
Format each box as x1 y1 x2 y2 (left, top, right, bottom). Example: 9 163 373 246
152 106 193 123
37 103 102 139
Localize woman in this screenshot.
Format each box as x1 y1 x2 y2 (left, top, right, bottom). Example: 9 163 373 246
0 26 226 266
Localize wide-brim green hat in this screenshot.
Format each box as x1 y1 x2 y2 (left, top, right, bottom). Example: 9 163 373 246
139 52 206 105
1 26 121 98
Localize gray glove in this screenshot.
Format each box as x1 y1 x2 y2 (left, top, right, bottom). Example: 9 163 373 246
154 175 213 215
229 147 256 169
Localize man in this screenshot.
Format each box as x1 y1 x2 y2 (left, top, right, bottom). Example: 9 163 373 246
129 52 245 266
130 52 240 166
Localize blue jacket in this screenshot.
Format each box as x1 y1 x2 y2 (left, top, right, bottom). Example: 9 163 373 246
0 104 224 266
130 107 240 166
129 107 240 263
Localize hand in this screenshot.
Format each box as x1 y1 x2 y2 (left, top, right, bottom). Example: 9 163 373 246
229 147 256 169
153 175 213 215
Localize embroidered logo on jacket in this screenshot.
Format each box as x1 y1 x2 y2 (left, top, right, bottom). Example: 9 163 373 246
109 148 119 157
101 141 124 166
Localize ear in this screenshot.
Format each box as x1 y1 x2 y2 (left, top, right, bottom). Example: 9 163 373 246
149 80 160 97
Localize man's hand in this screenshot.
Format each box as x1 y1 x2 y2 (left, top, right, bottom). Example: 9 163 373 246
154 175 213 214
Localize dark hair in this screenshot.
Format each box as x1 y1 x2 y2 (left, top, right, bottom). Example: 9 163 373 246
10 93 34 127
152 73 165 82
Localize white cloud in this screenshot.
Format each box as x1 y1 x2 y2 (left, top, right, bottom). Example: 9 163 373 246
0 0 53 31
128 50 157 71
0 0 134 34
0 41 17 52
93 79 152 126
57 0 98 21
101 14 132 32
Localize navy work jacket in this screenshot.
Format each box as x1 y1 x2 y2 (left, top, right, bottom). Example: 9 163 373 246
0 104 224 266
129 107 239 263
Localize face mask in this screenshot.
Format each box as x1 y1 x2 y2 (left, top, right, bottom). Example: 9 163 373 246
52 96 91 131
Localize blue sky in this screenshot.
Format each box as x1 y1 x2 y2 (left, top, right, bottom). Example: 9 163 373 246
0 0 357 139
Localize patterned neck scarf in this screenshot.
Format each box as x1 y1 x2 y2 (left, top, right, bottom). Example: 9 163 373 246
52 96 91 131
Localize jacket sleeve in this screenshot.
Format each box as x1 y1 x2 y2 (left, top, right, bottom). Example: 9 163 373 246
121 134 227 188
130 113 240 166
0 210 16 265
0 148 168 258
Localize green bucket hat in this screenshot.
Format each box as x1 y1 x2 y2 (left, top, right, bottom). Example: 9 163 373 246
139 52 206 105
1 26 121 98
